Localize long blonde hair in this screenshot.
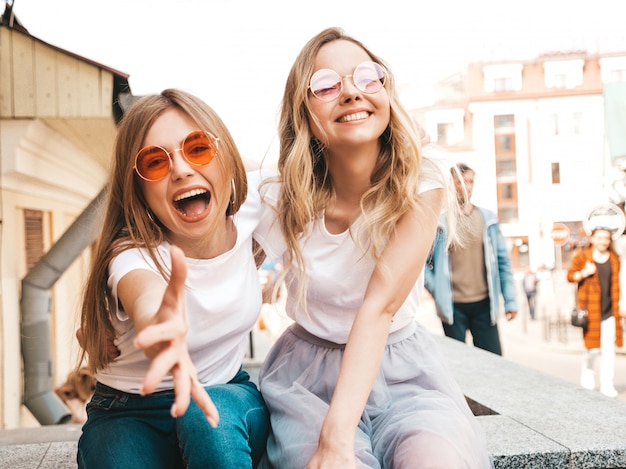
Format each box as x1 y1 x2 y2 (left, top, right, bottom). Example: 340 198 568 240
266 27 455 304
79 89 247 371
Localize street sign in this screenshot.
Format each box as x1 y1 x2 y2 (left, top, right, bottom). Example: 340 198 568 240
551 223 570 246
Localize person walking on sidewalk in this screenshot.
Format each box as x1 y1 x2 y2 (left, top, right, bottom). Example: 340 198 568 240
523 268 539 320
567 226 625 398
424 162 518 356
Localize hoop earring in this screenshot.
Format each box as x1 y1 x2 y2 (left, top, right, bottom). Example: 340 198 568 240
146 208 155 222
227 179 236 216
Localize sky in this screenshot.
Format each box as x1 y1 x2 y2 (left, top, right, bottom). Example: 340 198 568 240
9 0 626 167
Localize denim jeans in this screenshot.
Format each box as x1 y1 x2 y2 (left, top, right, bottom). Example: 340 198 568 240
442 297 503 355
77 368 269 469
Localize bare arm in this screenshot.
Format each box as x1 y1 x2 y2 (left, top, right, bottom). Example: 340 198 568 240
118 245 218 424
307 188 443 468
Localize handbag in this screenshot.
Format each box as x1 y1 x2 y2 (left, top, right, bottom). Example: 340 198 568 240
571 307 588 328
570 278 589 329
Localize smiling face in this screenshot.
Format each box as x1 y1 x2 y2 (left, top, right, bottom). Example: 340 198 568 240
139 107 229 256
307 39 390 152
590 228 612 253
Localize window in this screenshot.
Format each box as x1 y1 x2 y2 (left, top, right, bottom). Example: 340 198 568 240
551 162 561 184
494 114 518 222
496 160 516 177
600 56 626 83
24 209 44 270
573 112 583 135
425 108 465 146
494 77 513 92
543 59 584 89
496 135 512 152
494 114 515 130
609 69 626 82
437 122 453 145
497 183 517 201
483 64 523 92
548 113 560 135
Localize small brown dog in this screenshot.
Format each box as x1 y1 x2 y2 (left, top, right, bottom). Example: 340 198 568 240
54 366 96 423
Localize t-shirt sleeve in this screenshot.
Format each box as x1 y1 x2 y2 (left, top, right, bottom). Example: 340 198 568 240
108 248 162 321
418 151 448 194
248 169 287 262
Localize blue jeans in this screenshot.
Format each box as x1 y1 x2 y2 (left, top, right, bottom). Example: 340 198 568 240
442 297 503 355
77 368 269 469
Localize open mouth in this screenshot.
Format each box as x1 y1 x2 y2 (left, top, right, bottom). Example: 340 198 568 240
173 188 211 217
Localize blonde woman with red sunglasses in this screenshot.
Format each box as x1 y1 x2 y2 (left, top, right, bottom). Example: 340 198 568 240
77 89 269 468
253 28 492 469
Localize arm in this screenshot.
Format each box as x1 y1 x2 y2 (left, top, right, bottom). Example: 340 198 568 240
119 245 218 424
492 222 517 318
308 188 443 469
423 226 442 296
567 250 594 283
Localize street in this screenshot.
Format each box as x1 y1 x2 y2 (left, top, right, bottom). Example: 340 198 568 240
416 281 626 403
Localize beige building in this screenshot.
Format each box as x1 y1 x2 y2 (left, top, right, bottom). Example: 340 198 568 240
413 49 626 272
1 8 131 428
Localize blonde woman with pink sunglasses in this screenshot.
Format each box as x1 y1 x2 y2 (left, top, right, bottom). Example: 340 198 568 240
253 28 492 469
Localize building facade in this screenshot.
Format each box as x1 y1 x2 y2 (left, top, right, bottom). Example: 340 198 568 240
413 50 626 272
1 8 130 428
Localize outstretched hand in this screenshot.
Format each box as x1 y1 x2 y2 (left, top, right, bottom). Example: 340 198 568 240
134 245 219 426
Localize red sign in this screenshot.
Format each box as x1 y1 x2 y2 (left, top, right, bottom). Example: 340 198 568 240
551 223 570 246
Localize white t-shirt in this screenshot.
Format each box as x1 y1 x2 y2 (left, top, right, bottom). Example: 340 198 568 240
97 177 263 393
252 158 444 344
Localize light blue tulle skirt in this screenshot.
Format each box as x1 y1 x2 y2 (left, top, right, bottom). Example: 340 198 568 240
258 320 493 469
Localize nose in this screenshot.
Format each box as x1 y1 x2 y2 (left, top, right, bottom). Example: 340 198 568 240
169 148 194 180
340 75 361 101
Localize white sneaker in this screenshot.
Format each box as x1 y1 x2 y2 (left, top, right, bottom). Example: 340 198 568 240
580 369 595 390
600 387 618 398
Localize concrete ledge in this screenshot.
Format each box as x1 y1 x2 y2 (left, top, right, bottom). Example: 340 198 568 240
0 441 78 468
435 335 626 468
0 424 81 468
4 335 626 468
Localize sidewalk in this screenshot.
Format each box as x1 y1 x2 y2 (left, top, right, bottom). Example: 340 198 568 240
417 292 626 403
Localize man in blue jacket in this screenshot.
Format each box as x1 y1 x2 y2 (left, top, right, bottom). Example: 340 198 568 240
424 163 518 355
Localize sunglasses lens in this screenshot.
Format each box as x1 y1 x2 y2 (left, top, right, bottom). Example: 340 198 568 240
310 69 342 101
353 62 385 94
135 147 171 181
183 131 217 165
134 131 218 181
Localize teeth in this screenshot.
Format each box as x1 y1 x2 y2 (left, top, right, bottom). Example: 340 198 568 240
174 188 207 202
339 112 369 123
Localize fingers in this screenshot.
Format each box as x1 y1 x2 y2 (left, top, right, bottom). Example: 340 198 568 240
140 343 179 395
169 363 191 418
164 245 188 310
135 318 186 350
107 341 121 359
190 378 219 427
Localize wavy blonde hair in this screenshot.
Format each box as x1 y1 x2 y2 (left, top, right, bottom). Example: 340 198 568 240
265 27 458 305
79 89 248 371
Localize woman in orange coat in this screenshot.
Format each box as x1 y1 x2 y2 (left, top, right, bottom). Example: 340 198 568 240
567 226 624 397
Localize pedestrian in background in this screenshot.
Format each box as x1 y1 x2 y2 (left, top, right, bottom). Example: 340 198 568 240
523 268 539 320
567 226 624 398
425 162 518 356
